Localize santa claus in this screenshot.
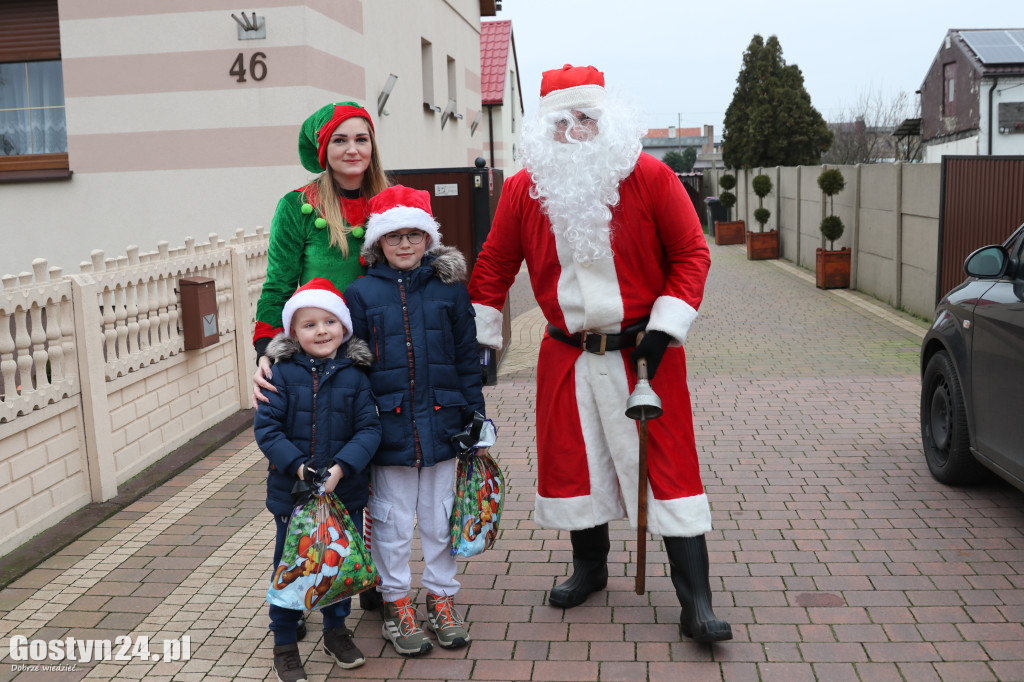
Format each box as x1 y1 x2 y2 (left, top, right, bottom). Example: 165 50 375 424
469 64 731 642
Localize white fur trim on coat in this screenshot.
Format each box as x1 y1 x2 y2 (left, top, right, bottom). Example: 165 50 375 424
647 295 699 347
362 205 441 250
473 303 504 349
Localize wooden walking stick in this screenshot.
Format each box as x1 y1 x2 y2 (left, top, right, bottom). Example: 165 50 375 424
625 333 663 595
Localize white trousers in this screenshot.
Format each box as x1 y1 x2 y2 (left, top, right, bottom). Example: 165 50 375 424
368 459 459 602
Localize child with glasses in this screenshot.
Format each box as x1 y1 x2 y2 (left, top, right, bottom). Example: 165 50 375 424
343 185 485 656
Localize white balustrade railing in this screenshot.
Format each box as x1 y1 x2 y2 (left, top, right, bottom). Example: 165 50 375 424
0 261 77 423
0 230 270 423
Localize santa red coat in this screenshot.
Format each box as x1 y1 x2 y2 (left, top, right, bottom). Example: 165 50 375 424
469 153 713 537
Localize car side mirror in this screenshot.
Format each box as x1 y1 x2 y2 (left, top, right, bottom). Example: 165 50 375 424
964 245 1007 278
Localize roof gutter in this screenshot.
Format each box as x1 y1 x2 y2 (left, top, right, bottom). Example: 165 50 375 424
988 77 998 155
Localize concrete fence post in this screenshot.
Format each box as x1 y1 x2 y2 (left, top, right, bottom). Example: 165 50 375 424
852 164 861 290
895 161 904 310
69 274 118 502
230 246 253 411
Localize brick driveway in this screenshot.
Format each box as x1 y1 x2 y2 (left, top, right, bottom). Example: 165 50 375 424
2 239 1022 681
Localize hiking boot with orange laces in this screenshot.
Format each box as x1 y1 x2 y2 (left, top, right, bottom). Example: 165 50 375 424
380 596 433 656
425 593 471 649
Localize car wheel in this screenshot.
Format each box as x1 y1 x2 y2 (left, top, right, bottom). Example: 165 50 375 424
921 351 983 484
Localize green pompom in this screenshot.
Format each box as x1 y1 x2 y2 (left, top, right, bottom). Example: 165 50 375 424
314 217 327 229
301 203 313 215
351 226 365 238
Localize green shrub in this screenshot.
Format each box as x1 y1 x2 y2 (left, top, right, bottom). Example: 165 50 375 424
752 174 773 200
719 173 737 191
820 215 844 249
754 207 771 230
718 190 736 210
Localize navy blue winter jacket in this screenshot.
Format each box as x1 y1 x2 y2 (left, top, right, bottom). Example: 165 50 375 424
344 246 485 468
253 335 381 516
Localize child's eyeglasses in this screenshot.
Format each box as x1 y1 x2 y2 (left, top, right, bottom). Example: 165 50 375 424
384 231 426 246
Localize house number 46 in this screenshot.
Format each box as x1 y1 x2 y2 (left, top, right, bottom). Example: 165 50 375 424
230 52 267 82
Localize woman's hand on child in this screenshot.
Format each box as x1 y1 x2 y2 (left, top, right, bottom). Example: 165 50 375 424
252 355 278 407
323 464 344 493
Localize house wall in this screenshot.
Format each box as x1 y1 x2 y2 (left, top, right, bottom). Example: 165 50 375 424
920 32 983 143
979 76 1024 156
923 135 980 162
1 0 487 278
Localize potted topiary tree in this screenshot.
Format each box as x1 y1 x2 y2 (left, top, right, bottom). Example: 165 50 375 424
714 172 745 245
746 172 778 259
816 168 850 288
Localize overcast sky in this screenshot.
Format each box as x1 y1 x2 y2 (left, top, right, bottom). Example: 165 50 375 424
493 0 1018 138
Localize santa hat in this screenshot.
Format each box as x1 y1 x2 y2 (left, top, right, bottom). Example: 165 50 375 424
281 278 353 343
298 102 375 174
362 185 442 251
538 64 606 115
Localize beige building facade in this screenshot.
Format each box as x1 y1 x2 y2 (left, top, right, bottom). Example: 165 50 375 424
1 0 498 277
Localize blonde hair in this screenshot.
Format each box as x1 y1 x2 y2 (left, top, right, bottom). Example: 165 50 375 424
310 117 390 258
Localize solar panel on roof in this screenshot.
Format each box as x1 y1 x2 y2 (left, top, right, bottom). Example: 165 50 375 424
960 29 1024 65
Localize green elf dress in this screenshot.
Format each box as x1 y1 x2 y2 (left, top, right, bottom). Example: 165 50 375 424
253 101 376 356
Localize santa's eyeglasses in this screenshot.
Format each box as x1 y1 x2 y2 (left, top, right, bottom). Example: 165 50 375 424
383 230 426 246
555 112 597 129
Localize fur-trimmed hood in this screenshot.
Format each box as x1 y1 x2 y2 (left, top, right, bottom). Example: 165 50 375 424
362 244 467 283
265 334 372 367
361 243 467 285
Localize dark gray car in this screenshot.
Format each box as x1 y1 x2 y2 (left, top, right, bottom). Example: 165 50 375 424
920 222 1024 490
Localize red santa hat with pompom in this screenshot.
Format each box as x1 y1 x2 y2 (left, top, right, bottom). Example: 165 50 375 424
362 185 442 251
538 64 606 115
281 278 353 343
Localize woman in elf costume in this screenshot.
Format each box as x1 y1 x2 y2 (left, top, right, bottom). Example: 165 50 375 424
252 101 390 405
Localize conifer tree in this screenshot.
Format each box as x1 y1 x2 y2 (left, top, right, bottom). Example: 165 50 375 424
722 35 832 169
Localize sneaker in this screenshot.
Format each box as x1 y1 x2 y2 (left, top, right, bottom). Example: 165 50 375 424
322 627 365 669
272 643 308 682
425 593 471 649
380 596 433 656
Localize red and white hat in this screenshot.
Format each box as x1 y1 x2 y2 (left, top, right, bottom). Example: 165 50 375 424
282 278 353 343
538 64 606 115
363 185 442 249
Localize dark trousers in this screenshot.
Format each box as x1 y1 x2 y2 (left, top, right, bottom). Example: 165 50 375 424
268 507 363 646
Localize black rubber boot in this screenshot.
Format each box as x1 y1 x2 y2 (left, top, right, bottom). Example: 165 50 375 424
664 535 733 643
548 524 610 608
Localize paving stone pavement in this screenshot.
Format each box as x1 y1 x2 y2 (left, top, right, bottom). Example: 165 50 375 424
3 239 1023 681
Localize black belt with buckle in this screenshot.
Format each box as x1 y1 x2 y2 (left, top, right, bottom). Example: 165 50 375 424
546 319 649 355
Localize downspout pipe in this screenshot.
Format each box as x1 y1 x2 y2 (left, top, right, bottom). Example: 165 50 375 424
988 77 998 155
485 105 497 169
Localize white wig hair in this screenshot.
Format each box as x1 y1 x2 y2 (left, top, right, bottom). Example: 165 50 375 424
519 89 646 264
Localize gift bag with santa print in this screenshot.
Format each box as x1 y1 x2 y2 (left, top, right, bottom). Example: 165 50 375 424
267 482 380 611
449 413 504 558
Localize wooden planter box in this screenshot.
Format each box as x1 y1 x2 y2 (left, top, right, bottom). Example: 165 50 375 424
816 247 851 289
714 220 746 245
746 230 779 260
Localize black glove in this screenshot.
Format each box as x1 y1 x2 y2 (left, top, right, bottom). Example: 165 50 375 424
630 330 672 381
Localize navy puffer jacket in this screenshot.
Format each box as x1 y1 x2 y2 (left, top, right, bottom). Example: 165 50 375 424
344 246 485 468
254 336 381 515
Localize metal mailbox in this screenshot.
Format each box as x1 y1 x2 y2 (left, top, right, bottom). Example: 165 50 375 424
179 276 219 350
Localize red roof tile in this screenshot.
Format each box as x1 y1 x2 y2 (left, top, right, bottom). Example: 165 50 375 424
481 20 511 105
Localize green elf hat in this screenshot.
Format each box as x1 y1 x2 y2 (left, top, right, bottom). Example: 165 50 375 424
298 101 375 173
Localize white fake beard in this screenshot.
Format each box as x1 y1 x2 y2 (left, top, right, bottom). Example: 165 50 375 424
522 103 643 265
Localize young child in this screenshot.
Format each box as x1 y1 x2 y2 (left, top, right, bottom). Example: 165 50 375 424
254 278 381 682
344 185 486 656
